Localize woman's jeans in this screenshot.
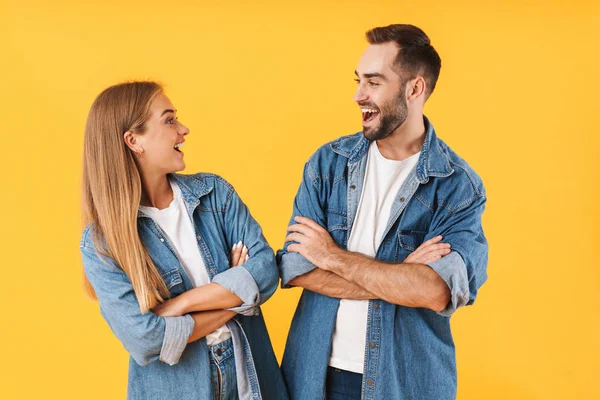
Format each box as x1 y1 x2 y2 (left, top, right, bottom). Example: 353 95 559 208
209 337 238 400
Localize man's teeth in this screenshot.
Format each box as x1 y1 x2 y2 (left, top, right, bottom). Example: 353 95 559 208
174 143 184 149
361 108 378 113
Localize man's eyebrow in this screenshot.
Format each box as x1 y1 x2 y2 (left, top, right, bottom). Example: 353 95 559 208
160 109 176 117
354 71 388 81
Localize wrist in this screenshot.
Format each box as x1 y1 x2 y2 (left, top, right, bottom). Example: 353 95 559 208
325 247 347 273
179 291 193 314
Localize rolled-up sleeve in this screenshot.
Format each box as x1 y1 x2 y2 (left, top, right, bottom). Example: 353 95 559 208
159 315 195 365
276 161 327 288
212 265 261 316
212 181 279 316
81 242 194 366
425 194 488 317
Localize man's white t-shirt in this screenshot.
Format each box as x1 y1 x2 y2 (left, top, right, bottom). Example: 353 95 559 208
139 179 231 345
328 141 420 373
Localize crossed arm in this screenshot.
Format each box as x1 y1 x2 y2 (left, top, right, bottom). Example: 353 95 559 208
286 216 451 312
153 243 250 343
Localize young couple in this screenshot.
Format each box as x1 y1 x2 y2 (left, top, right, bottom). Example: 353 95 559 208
81 24 488 400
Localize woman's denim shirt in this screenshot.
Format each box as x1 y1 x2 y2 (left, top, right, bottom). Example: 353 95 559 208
80 173 288 400
277 116 489 400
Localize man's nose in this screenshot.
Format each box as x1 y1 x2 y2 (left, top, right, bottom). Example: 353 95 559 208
353 86 368 103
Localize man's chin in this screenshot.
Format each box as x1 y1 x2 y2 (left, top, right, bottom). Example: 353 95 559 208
363 127 385 141
363 126 376 140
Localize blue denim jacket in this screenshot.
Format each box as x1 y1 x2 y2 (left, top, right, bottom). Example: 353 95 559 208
277 116 488 400
81 173 288 400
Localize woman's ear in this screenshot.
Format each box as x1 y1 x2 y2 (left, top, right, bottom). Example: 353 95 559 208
124 131 144 155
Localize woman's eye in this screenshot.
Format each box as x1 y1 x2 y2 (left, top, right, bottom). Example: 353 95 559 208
354 79 360 84
166 118 174 124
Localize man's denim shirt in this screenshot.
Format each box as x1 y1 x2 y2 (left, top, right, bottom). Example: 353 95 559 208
277 116 488 400
80 173 288 400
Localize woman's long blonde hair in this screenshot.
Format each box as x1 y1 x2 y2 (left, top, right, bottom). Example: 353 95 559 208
82 81 170 313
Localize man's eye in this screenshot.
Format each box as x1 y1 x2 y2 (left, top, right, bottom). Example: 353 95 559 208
166 118 174 124
369 81 379 87
354 78 360 84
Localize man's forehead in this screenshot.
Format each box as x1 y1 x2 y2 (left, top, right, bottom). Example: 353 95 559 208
356 42 399 75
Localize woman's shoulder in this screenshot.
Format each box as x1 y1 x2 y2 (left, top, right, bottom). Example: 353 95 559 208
171 172 236 198
79 223 109 255
80 223 95 250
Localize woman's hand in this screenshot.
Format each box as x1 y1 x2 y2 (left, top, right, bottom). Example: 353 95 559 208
152 295 187 317
230 241 249 267
404 235 451 264
153 241 250 317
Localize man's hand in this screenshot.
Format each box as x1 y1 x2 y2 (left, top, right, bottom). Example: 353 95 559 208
404 235 451 264
285 216 341 270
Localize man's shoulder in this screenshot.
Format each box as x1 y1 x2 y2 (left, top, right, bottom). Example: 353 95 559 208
308 132 365 167
432 139 486 211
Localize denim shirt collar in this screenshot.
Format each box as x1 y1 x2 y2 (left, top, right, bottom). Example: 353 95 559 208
329 115 454 184
137 173 214 218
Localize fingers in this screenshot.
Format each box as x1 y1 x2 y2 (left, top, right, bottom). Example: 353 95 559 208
285 232 305 244
406 244 451 264
419 246 452 263
293 216 325 232
231 241 242 266
412 237 448 258
415 235 443 251
238 245 249 266
287 223 314 236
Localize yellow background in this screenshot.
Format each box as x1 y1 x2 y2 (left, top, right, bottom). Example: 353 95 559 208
1 0 598 398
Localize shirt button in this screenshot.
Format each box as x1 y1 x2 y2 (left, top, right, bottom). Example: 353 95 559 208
196 235 201 240
373 303 379 309
367 379 373 386
369 342 375 348
399 197 405 202
216 348 222 356
350 185 356 189
160 238 165 243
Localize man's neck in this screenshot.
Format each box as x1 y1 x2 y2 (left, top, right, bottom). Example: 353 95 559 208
376 113 426 161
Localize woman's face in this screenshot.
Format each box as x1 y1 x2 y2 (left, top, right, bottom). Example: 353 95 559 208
126 92 190 176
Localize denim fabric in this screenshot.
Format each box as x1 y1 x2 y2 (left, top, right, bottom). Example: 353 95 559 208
209 337 238 400
277 116 488 400
326 367 362 400
81 173 288 400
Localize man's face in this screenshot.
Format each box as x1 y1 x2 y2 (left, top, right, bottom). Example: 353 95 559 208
354 42 408 141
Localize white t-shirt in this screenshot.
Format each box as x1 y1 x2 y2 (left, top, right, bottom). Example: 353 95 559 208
139 179 231 345
328 141 420 373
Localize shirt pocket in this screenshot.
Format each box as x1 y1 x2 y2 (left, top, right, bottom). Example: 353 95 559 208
326 209 348 248
395 230 427 262
161 268 186 296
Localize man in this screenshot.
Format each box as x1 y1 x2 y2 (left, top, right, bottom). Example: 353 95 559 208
277 24 488 400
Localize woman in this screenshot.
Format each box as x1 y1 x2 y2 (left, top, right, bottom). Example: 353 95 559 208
80 81 288 400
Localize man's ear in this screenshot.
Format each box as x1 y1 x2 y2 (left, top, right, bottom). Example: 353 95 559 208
407 76 426 101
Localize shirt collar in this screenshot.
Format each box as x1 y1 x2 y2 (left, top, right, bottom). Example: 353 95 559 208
329 115 454 183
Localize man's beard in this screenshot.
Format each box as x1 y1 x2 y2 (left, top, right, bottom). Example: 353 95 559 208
363 85 408 141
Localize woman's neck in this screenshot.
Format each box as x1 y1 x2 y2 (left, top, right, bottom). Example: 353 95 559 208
140 173 173 209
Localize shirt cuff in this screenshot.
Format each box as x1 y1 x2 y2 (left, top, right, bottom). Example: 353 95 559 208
159 314 194 366
278 251 317 288
426 251 470 317
212 266 260 316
